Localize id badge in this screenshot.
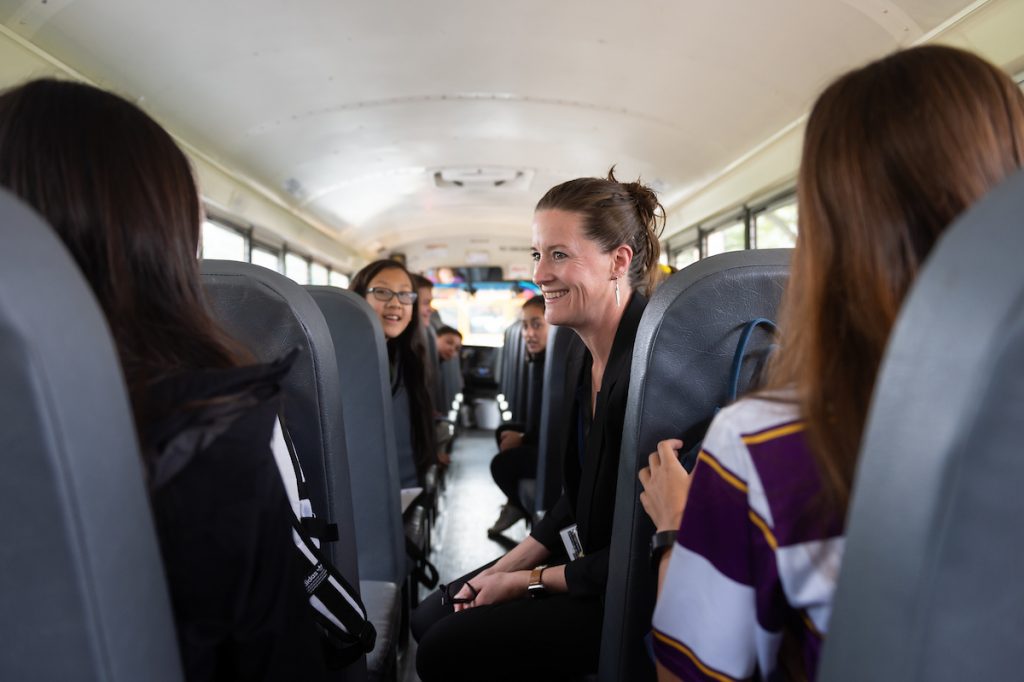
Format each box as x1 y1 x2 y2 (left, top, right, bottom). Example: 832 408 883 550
559 524 584 561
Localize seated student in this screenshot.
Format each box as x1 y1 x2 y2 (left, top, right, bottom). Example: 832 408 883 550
0 79 328 681
436 325 463 363
413 273 443 331
488 295 548 535
351 260 438 488
638 45 1024 682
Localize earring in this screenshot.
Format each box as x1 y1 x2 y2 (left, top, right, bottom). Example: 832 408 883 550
614 278 620 307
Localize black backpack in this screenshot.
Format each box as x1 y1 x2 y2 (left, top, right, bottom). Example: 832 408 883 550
274 413 377 667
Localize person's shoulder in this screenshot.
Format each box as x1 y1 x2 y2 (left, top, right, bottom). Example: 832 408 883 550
715 391 801 435
701 391 802 484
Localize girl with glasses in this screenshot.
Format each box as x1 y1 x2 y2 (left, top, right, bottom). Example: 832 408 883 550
351 260 438 487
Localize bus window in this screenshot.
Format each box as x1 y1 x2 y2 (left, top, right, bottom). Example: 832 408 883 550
329 271 350 289
284 252 310 284
704 219 745 256
251 244 281 272
432 281 540 347
754 199 798 249
310 261 329 285
201 220 246 261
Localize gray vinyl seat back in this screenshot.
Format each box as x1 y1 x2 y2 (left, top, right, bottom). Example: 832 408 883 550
199 261 361 588
440 354 463 414
306 286 405 585
819 170 1024 682
500 321 525 422
534 324 586 516
0 191 183 681
600 249 791 681
512 325 528 421
424 326 441 413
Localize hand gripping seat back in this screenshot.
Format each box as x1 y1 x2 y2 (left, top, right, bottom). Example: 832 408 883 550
306 286 405 584
0 191 182 681
600 249 791 681
820 170 1024 682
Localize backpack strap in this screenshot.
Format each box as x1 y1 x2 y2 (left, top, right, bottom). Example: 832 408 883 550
404 536 439 589
292 515 376 659
278 410 340 544
678 317 778 471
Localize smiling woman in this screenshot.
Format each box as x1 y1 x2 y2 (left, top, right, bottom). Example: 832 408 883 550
411 170 664 681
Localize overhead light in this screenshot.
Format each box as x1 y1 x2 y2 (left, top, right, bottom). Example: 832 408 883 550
433 167 531 189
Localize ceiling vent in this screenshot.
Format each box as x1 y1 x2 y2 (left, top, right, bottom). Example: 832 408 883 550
433 167 532 190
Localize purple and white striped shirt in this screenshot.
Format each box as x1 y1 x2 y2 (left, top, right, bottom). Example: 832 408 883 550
652 396 844 681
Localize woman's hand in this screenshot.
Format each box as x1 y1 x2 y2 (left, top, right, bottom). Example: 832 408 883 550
498 430 524 451
638 439 693 532
453 570 529 611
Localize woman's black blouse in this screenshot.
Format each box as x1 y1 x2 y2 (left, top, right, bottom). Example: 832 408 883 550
530 293 647 597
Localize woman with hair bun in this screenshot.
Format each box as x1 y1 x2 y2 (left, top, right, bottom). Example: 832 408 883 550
413 168 665 681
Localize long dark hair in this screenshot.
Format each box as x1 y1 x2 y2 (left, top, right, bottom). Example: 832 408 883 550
535 167 664 295
0 79 253 425
766 45 1024 515
351 259 437 477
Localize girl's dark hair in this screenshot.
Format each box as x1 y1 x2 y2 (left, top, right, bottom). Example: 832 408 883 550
522 295 546 312
766 45 1024 516
351 259 437 476
535 167 664 294
0 79 253 425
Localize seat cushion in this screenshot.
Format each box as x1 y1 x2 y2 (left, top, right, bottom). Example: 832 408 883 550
360 580 400 681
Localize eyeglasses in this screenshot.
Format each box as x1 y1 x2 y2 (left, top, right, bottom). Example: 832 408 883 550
439 581 478 607
366 287 418 305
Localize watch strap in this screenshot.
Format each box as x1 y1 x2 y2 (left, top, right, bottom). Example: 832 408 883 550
527 565 548 598
649 530 678 568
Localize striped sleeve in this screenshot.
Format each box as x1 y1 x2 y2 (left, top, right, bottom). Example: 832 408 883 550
651 401 798 681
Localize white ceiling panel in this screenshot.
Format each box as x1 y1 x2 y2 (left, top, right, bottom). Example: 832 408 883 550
0 0 980 255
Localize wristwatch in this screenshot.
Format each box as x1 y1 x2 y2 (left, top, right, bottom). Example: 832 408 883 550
527 566 548 599
649 530 678 568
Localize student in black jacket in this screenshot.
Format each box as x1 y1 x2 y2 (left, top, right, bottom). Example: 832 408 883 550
0 79 327 682
487 295 548 536
413 169 665 681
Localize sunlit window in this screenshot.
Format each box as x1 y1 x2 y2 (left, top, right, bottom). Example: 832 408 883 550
755 200 798 249
285 253 310 284
310 262 329 285
704 220 745 257
329 271 350 289
673 245 700 270
433 282 541 347
251 245 281 272
201 220 246 261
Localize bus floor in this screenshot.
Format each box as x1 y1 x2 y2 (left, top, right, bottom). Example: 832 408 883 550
399 428 531 682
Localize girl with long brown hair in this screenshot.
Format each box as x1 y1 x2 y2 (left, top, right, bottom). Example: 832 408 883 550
639 45 1024 681
0 79 327 681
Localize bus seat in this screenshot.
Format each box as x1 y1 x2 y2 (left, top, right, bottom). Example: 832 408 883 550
499 321 526 422
440 355 463 419
600 249 791 682
819 169 1024 681
200 260 368 682
0 190 183 681
306 286 406 585
534 324 586 518
305 287 405 679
